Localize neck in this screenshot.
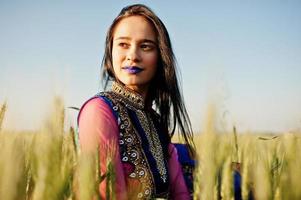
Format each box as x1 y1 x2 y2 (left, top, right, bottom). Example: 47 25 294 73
125 84 149 101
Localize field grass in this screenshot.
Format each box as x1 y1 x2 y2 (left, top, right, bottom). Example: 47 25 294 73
0 99 300 200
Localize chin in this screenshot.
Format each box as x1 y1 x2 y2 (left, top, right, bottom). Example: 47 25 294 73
121 78 145 86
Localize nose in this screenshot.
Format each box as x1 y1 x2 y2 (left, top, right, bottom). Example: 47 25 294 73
126 46 141 62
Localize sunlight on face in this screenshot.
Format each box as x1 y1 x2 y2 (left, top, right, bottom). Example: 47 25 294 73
112 16 158 97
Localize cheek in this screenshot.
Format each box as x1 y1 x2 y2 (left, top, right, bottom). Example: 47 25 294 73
112 48 124 68
111 48 119 67
146 53 158 73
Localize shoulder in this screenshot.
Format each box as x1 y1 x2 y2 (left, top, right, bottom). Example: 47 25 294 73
79 92 111 111
77 94 115 125
77 95 119 152
168 143 177 156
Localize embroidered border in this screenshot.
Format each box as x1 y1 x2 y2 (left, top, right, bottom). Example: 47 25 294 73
135 109 167 183
110 84 167 182
112 82 144 109
100 92 154 199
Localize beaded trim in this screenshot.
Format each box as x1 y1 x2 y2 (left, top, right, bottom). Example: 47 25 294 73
99 92 154 199
136 110 167 183
112 82 144 109
111 82 167 182
97 83 169 198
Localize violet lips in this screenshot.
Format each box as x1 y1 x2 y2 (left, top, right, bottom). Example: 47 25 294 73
122 66 143 74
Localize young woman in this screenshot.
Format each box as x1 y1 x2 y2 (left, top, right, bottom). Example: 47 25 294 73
78 4 195 199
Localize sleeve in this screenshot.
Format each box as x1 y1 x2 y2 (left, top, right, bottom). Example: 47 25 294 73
168 143 190 200
78 97 127 200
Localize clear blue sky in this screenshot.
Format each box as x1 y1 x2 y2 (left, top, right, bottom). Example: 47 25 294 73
1 0 300 133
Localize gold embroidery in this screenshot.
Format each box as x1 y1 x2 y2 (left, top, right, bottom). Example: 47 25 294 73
102 92 154 199
98 82 169 198
111 82 167 182
112 82 144 109
136 110 167 183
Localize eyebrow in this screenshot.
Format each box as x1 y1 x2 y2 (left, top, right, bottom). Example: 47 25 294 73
114 37 157 45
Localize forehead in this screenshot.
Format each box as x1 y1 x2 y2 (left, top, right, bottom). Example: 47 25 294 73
113 15 157 41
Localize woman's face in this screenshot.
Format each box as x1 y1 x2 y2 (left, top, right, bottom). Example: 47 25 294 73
112 15 158 97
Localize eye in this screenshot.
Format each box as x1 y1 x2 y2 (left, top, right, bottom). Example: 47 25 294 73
118 42 129 48
140 43 154 51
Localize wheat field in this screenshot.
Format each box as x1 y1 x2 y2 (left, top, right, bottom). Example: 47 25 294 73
0 99 300 200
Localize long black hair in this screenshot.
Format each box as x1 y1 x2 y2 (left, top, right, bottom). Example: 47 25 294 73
101 4 195 155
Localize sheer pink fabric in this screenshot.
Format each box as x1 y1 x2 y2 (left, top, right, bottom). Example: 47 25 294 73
78 97 190 199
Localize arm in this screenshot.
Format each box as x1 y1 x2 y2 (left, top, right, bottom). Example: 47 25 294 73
78 97 127 199
168 144 190 200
